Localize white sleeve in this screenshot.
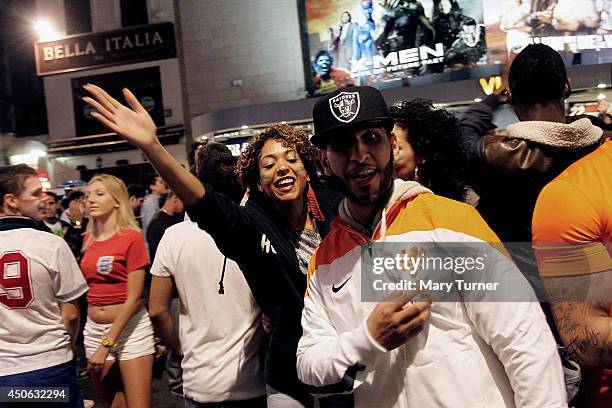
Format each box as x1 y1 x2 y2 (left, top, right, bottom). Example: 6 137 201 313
462 247 567 408
296 268 387 390
51 238 88 303
150 231 173 278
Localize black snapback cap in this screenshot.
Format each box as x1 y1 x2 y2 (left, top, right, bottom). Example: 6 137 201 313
311 86 394 148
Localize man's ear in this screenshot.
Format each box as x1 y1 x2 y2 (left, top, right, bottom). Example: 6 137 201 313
3 194 19 213
318 149 333 177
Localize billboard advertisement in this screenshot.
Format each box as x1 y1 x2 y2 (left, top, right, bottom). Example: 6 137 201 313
483 0 612 65
304 0 612 95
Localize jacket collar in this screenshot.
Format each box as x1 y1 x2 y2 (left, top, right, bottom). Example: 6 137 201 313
0 216 43 231
339 178 432 236
505 118 603 148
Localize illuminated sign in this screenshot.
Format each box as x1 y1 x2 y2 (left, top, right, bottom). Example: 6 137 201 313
479 76 503 95
35 23 176 76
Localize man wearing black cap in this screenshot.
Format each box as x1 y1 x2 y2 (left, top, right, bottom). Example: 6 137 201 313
296 86 566 407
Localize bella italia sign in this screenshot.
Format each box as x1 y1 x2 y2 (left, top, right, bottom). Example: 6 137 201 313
35 22 176 76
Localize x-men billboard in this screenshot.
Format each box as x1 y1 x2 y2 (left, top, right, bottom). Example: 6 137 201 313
304 0 612 95
305 0 487 95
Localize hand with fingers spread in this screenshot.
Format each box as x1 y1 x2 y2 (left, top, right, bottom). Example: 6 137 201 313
81 83 205 205
82 84 158 149
367 292 431 351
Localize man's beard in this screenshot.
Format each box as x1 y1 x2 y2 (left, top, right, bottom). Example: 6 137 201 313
327 152 394 207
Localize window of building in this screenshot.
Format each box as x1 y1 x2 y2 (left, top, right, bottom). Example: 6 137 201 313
121 0 148 27
65 0 92 35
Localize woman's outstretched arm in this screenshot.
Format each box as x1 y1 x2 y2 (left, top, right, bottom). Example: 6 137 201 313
83 84 204 205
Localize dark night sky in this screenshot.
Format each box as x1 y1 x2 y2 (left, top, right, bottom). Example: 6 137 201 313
0 0 48 136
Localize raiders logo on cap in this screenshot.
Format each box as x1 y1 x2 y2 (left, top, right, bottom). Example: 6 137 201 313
311 86 394 148
329 91 360 123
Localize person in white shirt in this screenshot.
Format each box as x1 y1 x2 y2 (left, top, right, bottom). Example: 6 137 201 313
149 143 266 407
0 164 89 407
41 191 70 237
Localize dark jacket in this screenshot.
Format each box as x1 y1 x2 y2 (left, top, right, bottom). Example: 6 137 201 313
146 210 184 261
457 95 609 367
63 218 88 262
186 180 343 407
458 94 607 245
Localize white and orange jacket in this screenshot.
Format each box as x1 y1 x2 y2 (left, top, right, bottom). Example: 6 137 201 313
297 179 567 408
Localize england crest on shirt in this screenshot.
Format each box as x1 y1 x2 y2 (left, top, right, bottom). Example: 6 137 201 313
96 256 114 275
329 91 360 123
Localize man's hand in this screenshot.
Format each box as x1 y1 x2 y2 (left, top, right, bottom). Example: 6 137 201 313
495 53 515 99
367 293 431 351
67 199 84 224
83 84 158 150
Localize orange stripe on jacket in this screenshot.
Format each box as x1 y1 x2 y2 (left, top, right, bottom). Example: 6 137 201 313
312 193 509 274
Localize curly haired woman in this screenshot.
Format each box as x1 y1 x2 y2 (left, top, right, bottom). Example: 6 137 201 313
389 99 469 202
82 84 343 408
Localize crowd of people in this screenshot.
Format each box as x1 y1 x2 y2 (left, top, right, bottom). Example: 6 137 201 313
0 43 610 408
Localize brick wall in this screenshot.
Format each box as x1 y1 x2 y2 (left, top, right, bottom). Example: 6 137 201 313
179 0 307 116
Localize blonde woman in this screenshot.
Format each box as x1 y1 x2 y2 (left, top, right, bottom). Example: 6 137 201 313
80 174 154 408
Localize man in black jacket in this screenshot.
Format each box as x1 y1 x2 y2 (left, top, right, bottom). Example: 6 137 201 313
458 43 605 255
457 43 607 402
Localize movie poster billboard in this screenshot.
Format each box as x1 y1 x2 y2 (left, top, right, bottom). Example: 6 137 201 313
304 0 612 95
483 0 612 65
305 0 488 95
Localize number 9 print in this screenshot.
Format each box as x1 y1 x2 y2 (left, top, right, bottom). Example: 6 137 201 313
0 251 33 309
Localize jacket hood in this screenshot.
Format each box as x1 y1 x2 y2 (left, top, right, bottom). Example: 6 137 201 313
339 178 431 235
505 118 603 148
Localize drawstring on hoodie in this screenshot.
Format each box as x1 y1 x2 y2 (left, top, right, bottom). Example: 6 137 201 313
338 179 433 240
380 208 388 242
218 257 227 294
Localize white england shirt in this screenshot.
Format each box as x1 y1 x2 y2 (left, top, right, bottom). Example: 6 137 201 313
0 218 88 376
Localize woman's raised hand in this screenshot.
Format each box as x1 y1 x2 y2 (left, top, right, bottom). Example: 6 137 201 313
83 84 158 149
84 84 205 204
